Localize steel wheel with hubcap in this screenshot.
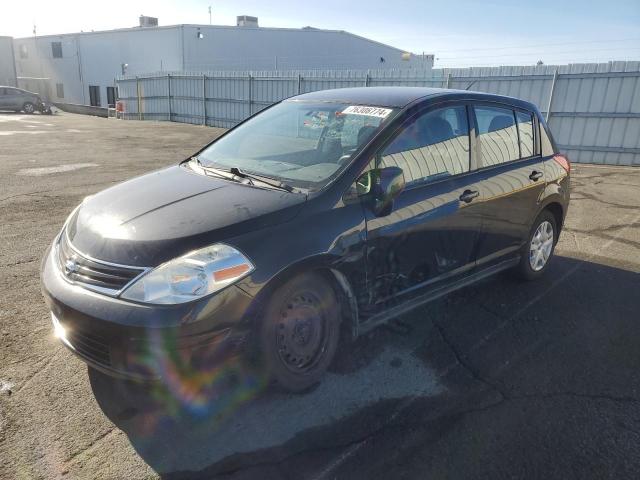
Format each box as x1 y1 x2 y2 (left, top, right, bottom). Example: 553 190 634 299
260 272 340 392
529 220 554 271
516 210 558 280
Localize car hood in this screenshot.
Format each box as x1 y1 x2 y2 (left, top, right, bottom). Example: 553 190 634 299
66 165 307 266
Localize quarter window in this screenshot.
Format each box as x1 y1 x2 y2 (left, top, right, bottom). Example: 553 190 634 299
516 111 534 158
540 122 556 157
379 106 470 185
475 106 519 166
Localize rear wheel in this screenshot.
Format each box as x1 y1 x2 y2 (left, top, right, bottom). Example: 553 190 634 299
260 272 340 392
516 210 557 280
22 102 35 114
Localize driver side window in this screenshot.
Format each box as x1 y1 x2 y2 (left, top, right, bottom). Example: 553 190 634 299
379 106 470 186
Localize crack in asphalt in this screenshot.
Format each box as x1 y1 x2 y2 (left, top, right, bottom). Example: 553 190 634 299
0 180 120 203
208 385 640 480
1 258 38 268
476 302 507 320
508 391 640 404
63 428 117 466
14 348 62 395
564 227 640 250
568 190 640 210
433 321 507 401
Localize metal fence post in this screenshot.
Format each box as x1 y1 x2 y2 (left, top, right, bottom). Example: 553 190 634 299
297 74 302 94
167 74 171 122
546 68 559 122
136 76 142 121
248 73 253 116
202 74 207 126
446 73 452 88
365 70 371 87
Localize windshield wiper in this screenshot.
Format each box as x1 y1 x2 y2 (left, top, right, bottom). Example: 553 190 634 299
228 167 295 193
191 158 297 193
191 158 242 181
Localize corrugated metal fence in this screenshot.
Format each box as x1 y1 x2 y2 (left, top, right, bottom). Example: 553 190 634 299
116 62 640 165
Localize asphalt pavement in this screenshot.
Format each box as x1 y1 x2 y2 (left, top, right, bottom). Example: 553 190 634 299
0 112 639 479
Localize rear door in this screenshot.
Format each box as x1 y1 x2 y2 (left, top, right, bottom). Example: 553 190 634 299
472 104 546 267
363 102 484 313
5 88 25 109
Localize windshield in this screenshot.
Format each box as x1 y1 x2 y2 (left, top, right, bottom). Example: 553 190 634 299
196 101 395 190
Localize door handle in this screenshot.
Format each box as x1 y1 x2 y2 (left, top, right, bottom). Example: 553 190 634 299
529 170 544 181
459 189 480 203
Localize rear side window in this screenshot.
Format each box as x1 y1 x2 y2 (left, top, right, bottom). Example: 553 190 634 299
380 105 470 185
516 111 534 158
475 106 519 166
539 121 556 157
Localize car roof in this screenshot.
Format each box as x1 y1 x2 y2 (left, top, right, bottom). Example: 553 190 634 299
287 86 537 111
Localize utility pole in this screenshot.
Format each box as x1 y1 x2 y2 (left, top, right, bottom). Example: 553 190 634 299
208 6 212 25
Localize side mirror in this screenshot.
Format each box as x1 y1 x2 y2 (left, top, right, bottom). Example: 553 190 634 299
357 167 405 217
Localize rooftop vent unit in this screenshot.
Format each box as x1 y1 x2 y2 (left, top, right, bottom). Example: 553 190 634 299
139 16 158 28
237 15 259 28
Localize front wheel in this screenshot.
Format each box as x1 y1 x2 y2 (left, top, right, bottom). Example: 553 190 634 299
515 210 557 280
260 272 340 393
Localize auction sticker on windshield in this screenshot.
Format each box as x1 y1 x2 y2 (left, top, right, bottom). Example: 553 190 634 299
341 105 393 118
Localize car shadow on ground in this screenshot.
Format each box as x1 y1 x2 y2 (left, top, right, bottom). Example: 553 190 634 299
89 255 640 479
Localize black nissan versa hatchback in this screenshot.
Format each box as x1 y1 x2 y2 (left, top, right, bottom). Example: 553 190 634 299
41 87 570 392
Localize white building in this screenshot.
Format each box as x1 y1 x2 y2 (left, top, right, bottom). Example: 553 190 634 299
0 36 17 86
13 16 433 107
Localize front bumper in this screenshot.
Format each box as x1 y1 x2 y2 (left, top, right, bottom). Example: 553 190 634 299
40 244 256 382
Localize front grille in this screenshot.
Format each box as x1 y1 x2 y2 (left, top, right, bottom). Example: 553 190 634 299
66 327 112 366
57 231 146 295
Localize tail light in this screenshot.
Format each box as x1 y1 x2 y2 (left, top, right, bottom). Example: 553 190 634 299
553 154 570 174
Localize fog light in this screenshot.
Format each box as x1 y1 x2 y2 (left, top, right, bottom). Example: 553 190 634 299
51 312 74 350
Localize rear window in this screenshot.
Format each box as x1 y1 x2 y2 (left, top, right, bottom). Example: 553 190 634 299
475 106 519 166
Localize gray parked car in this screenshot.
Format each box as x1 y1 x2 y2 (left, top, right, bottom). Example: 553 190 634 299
0 86 50 114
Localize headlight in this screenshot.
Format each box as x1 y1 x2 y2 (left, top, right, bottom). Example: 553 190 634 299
120 244 254 305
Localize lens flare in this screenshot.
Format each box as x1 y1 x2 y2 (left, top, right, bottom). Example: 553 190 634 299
123 325 268 427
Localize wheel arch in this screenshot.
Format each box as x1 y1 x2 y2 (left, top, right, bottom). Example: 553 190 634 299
244 255 360 343
539 200 565 239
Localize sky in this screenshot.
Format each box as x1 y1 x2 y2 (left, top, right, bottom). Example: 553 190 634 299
1 0 639 68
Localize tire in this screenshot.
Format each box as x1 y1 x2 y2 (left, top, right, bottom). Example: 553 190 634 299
260 272 340 393
23 102 35 114
515 210 557 281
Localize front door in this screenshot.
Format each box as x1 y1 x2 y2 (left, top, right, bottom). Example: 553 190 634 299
471 105 547 267
362 103 484 313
